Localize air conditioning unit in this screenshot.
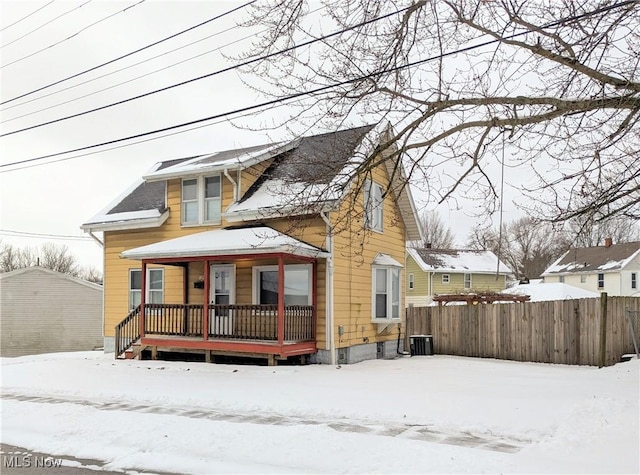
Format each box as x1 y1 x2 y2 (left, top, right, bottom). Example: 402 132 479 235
410 335 434 356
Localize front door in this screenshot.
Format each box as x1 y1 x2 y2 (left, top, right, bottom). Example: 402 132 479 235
210 265 235 336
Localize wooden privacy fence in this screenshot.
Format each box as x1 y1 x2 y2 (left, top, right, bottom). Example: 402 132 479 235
405 296 640 367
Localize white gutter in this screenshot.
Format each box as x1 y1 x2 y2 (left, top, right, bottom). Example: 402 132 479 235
223 168 238 201
320 211 336 366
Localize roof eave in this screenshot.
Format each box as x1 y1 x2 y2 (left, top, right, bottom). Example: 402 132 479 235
121 245 330 261
223 201 337 223
81 210 169 233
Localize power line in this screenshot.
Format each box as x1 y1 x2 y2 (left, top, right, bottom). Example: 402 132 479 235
1 0 635 170
0 229 93 241
0 5 412 138
0 1 92 49
1 25 263 122
0 0 258 106
1 0 147 69
0 0 56 33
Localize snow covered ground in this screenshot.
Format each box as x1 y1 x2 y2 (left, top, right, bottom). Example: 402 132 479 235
1 352 638 474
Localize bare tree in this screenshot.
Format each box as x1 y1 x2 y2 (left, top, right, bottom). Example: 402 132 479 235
39 243 79 276
239 1 640 225
566 212 640 247
79 266 103 285
468 217 570 280
0 241 37 272
411 210 455 249
0 241 101 282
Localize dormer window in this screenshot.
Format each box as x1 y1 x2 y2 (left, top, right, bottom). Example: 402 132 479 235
181 175 221 225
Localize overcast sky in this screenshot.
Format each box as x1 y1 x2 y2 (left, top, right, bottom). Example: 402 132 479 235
0 0 523 270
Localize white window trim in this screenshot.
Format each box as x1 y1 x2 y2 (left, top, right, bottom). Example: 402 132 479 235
364 179 384 232
464 273 472 289
597 273 605 289
580 274 587 283
252 264 312 306
631 272 637 289
181 174 222 226
129 268 164 310
559 275 565 283
408 272 414 291
371 266 401 322
442 274 450 284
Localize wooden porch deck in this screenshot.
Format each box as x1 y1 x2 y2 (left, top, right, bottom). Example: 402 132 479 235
115 303 317 361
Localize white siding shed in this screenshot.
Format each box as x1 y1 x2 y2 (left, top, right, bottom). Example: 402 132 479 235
0 266 103 357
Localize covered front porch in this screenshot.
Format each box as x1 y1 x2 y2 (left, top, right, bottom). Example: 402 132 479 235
116 226 328 363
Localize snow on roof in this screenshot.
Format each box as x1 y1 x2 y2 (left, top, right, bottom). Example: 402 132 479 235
0 266 103 291
542 241 640 275
407 248 513 274
372 253 403 267
143 141 297 181
502 283 599 302
120 226 329 260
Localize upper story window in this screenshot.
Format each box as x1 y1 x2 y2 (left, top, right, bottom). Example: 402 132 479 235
442 274 450 284
464 273 472 289
181 175 221 225
597 273 605 289
408 273 414 290
364 179 383 232
559 275 565 283
632 272 637 290
580 274 587 283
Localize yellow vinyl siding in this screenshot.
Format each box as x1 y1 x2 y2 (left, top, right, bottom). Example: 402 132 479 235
239 158 274 197
330 163 406 348
432 272 506 294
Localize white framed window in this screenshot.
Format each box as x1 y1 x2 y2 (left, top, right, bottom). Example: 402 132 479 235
597 273 604 289
408 273 414 290
559 275 565 283
129 268 164 310
442 274 450 284
181 175 221 225
464 273 472 289
364 179 383 232
372 266 400 320
632 272 637 289
252 264 312 306
580 274 587 283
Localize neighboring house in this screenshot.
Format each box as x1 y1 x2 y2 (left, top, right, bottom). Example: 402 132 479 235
0 266 103 357
81 123 422 365
502 282 599 302
541 239 640 296
406 248 512 306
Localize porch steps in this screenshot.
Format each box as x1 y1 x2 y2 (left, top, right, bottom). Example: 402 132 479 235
121 341 143 360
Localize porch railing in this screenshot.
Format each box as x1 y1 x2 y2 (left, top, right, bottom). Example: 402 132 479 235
115 305 141 357
139 303 314 342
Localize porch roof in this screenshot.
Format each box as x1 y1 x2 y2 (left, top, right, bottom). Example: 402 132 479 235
120 226 329 260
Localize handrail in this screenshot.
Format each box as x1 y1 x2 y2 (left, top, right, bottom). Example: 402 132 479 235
114 305 141 358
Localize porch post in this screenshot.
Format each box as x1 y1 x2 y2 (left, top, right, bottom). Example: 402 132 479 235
203 259 210 341
312 259 318 340
278 254 285 346
140 260 147 338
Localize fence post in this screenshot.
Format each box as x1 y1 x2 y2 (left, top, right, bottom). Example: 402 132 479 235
599 293 608 368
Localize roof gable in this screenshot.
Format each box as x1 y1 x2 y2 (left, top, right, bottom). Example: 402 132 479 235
542 241 640 275
0 266 103 291
408 248 513 274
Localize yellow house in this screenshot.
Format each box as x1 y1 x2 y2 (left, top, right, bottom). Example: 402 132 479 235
82 124 422 364
406 248 512 307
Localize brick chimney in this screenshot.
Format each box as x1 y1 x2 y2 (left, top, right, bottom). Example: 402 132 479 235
604 237 612 248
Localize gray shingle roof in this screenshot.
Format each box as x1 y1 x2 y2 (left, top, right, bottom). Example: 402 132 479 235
100 126 374 216
543 241 640 275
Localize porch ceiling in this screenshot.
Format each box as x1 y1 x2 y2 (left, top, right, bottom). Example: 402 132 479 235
120 226 329 260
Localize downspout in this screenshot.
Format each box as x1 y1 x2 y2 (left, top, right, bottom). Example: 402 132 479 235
88 230 104 246
429 271 435 303
320 211 336 366
223 168 238 201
